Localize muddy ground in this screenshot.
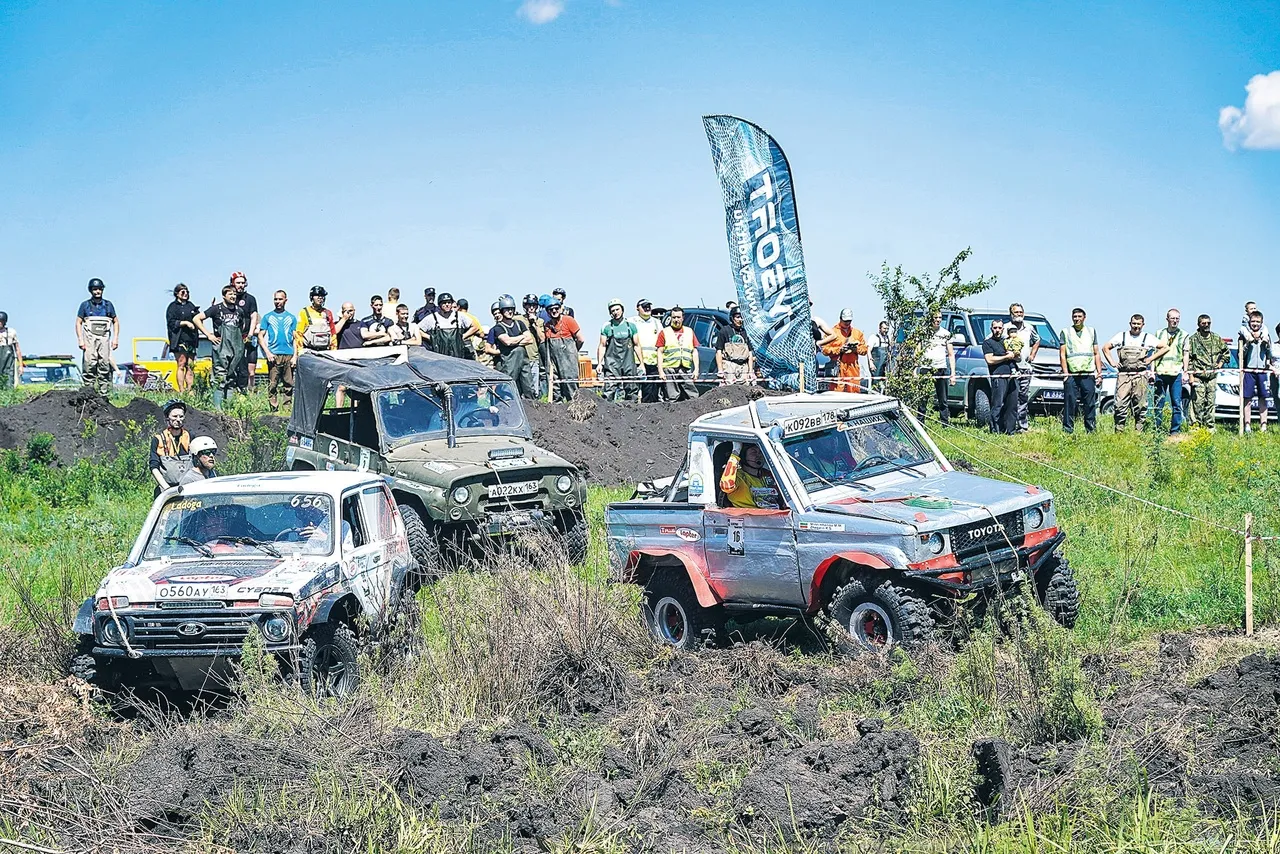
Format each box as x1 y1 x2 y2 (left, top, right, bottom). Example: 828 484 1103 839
526 385 766 486
0 389 284 465
0 386 757 485
3 630 1278 853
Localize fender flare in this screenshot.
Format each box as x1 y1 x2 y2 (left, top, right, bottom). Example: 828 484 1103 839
626 549 720 608
809 551 894 611
312 591 361 629
73 597 95 637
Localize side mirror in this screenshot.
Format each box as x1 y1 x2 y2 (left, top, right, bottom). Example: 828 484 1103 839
950 333 967 345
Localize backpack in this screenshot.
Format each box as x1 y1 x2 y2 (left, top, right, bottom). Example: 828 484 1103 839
302 308 334 350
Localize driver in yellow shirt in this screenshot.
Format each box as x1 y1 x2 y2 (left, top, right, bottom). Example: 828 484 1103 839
720 444 781 509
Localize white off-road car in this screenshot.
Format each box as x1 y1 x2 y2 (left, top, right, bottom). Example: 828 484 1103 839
71 471 415 698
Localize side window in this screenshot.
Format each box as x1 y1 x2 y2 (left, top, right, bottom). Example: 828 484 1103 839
947 315 970 344
361 485 396 542
341 493 368 549
712 441 784 510
692 317 715 348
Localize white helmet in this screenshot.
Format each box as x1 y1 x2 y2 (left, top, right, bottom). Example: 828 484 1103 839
190 436 218 455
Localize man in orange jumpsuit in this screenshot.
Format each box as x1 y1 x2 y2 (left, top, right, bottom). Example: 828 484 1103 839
819 308 867 393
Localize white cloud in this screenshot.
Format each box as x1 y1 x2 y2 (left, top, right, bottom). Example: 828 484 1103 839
517 0 565 24
1219 70 1280 151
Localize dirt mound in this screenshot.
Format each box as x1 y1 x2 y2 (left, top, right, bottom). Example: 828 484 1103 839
526 385 767 486
0 389 280 466
736 720 920 838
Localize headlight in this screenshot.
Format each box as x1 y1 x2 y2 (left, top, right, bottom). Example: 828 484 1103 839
259 592 294 608
100 618 127 647
451 486 471 504
260 615 292 643
1024 506 1045 530
921 532 945 555
555 475 574 493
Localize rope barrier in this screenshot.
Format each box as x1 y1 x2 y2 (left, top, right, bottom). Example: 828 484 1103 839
913 409 1280 541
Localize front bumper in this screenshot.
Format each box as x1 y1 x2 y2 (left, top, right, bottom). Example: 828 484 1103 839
86 607 297 658
907 532 1065 593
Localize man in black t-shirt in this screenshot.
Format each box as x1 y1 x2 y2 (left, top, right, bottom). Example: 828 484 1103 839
336 302 363 350
228 272 259 391
360 295 395 347
981 319 1019 434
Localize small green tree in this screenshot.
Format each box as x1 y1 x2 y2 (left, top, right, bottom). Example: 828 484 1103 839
870 247 996 413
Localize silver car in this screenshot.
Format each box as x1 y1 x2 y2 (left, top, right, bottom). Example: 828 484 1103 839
606 393 1078 650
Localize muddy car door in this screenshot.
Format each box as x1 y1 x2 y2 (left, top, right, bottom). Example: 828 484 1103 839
339 490 385 617
701 439 802 606
357 482 402 615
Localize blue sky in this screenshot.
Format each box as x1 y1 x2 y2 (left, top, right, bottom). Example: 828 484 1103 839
2 0 1277 354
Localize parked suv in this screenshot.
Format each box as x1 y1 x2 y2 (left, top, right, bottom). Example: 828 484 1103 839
605 393 1078 650
287 346 588 574
898 309 1065 423
71 471 412 698
655 306 832 389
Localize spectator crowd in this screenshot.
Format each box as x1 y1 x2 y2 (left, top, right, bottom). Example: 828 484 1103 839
0 277 1271 441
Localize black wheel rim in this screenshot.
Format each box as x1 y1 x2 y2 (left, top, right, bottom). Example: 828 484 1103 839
311 643 352 697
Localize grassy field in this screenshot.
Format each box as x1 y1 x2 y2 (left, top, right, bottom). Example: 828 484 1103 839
2 396 1279 853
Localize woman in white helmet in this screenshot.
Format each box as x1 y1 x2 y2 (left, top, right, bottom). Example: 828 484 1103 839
180 436 220 484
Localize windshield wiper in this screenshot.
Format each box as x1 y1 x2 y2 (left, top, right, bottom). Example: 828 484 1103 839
164 536 215 557
213 536 282 558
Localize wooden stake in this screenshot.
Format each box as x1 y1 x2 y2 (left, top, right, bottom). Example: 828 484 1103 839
1245 513 1255 637
1240 365 1246 436
799 361 807 394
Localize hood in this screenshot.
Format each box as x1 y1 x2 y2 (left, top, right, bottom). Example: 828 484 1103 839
386 437 574 478
816 471 1047 532
99 553 337 604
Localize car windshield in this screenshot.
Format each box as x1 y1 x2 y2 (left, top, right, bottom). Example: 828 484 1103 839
378 381 527 445
780 414 934 492
141 492 335 559
21 364 79 384
969 314 1061 349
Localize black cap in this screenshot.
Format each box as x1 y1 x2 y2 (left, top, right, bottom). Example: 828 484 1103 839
637 298 651 308
424 287 436 296
88 277 105 291
552 287 566 297
438 292 454 303
310 285 327 297
163 399 186 416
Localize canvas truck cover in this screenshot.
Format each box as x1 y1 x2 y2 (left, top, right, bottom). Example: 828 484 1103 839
290 347 512 436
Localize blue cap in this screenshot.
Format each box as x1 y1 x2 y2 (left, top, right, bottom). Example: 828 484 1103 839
539 294 553 307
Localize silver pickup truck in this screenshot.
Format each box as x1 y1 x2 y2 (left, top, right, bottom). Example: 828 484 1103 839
605 393 1078 650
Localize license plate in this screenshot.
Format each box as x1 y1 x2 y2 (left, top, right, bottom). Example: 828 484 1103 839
489 481 539 498
156 584 229 600
1040 390 1064 401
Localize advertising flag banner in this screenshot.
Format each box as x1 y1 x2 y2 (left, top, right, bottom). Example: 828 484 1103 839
702 115 815 390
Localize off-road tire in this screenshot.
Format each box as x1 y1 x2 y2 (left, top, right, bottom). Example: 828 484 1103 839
561 513 589 566
829 579 936 652
70 651 120 694
1035 556 1080 629
298 622 361 699
971 386 992 427
399 504 441 583
641 567 722 650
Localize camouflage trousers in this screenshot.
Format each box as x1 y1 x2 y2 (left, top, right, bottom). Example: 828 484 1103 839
1188 372 1216 427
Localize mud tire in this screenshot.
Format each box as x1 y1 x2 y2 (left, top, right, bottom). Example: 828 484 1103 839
561 513 589 566
829 579 936 652
971 385 992 427
70 651 120 694
399 504 441 583
641 567 721 650
1036 556 1080 629
298 622 361 699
